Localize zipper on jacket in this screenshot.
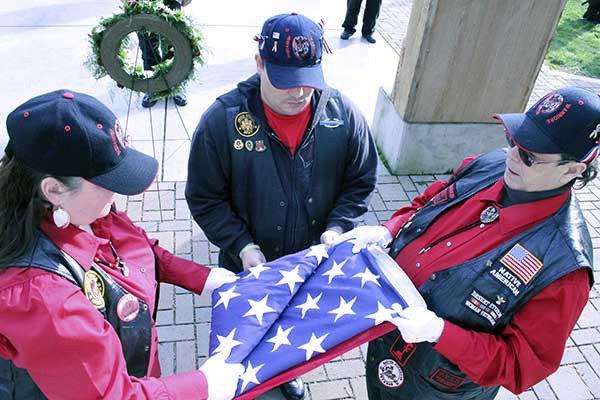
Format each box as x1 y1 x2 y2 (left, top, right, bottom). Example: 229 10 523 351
268 124 316 251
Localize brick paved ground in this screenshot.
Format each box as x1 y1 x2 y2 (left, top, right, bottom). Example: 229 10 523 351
125 1 600 399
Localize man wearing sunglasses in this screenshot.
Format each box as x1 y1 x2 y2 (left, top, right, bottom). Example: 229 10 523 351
334 86 600 399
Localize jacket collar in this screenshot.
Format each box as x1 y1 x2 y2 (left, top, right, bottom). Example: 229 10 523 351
237 73 330 131
477 178 570 235
40 212 113 271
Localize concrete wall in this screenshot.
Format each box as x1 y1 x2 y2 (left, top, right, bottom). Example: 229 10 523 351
373 88 505 174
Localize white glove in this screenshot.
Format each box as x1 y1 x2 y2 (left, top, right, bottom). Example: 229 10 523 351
332 225 393 252
199 352 244 400
204 268 237 292
239 243 266 271
389 307 445 343
320 230 340 245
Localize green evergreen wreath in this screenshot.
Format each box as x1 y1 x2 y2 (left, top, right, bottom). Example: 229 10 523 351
86 0 205 98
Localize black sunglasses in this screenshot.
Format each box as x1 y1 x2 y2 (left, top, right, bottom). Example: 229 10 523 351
505 132 565 167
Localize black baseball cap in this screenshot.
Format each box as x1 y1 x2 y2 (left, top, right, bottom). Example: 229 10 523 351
494 87 600 163
5 89 158 195
258 13 326 90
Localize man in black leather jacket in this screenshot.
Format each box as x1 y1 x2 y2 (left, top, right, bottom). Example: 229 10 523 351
185 12 378 400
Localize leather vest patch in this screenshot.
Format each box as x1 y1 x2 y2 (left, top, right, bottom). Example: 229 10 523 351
378 359 404 388
390 335 416 366
464 290 504 327
432 184 456 205
429 367 465 389
84 270 105 309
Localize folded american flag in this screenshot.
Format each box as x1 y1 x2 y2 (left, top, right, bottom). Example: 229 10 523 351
209 240 424 398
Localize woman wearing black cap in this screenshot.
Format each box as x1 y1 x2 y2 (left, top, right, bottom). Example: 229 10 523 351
0 89 242 399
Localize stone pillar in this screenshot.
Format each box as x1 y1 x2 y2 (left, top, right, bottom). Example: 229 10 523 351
373 0 567 174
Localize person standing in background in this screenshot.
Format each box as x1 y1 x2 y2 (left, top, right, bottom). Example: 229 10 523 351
340 0 382 43
137 0 191 108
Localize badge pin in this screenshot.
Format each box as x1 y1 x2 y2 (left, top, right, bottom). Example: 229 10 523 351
319 118 345 128
234 139 244 150
117 293 140 322
84 270 105 309
245 140 254 151
234 112 260 137
480 206 499 224
590 123 600 139
255 140 266 152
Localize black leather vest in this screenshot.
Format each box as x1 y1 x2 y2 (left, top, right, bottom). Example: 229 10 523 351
368 150 593 399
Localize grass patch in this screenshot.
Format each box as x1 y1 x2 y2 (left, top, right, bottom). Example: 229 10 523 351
545 0 600 78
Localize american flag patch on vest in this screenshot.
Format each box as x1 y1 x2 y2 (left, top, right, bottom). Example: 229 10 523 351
499 244 543 284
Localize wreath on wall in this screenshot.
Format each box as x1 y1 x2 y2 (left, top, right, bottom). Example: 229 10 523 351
86 0 205 98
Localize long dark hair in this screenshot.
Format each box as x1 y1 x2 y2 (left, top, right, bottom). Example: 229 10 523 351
561 154 598 189
0 156 80 265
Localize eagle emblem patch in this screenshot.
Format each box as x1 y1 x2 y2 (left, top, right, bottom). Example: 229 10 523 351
235 112 260 137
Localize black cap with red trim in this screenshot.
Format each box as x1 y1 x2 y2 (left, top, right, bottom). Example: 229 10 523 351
5 89 158 195
494 87 600 163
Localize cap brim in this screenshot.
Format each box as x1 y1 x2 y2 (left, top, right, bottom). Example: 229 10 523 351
88 148 158 196
265 62 326 90
493 113 561 154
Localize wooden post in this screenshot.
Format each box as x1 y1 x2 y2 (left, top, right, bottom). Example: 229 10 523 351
373 0 567 173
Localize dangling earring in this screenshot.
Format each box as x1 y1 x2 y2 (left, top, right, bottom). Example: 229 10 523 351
53 207 70 229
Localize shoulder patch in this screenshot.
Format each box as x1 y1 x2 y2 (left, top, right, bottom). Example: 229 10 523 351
499 244 543 284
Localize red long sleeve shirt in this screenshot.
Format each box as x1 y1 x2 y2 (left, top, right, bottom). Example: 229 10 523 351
0 210 211 399
383 159 590 394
